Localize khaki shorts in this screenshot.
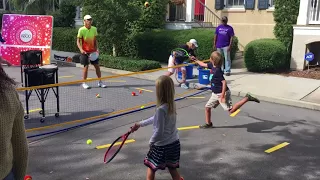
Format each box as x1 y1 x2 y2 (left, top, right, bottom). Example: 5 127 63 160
167 55 186 73
205 90 233 111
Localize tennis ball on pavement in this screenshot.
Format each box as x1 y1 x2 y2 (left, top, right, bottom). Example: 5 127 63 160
140 106 145 109
87 139 92 145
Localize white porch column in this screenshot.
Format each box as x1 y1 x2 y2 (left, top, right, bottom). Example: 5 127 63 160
297 0 311 25
166 4 170 21
186 0 195 22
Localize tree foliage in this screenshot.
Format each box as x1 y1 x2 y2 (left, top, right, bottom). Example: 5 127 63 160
82 0 141 56
273 0 300 52
51 1 76 27
132 0 169 32
82 0 168 56
10 0 55 14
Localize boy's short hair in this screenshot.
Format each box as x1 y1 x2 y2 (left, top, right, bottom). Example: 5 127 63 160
210 51 223 67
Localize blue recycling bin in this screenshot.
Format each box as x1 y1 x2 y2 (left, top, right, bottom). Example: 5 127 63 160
198 67 210 85
178 62 194 79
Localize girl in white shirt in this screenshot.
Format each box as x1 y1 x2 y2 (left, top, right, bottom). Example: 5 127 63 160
131 75 184 180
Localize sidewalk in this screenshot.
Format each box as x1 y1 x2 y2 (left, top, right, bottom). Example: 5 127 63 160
52 50 320 111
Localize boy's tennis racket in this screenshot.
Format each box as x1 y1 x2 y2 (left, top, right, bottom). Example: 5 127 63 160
104 129 132 164
171 48 195 84
89 51 99 61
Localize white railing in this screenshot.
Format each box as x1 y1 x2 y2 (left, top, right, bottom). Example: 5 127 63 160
309 0 320 24
194 0 220 28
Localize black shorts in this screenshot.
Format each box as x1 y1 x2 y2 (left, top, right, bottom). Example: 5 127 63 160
80 53 99 66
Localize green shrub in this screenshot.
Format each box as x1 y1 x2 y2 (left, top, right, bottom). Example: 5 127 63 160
124 29 239 63
244 39 289 72
52 27 112 54
273 0 300 67
52 28 239 64
99 55 162 72
52 28 79 52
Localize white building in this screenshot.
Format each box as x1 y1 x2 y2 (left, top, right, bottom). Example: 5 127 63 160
291 0 320 70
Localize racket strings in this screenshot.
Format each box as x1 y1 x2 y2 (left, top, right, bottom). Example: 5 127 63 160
105 145 121 162
104 132 131 163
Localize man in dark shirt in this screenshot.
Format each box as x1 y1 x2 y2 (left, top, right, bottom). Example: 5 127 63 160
193 51 260 128
166 39 198 89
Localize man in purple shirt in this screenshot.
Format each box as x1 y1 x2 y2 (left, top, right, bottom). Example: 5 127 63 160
214 16 234 76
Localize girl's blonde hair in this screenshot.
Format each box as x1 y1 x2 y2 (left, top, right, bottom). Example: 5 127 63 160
155 75 176 115
210 51 223 67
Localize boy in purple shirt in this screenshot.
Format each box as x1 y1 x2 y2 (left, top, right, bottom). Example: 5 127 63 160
214 16 234 76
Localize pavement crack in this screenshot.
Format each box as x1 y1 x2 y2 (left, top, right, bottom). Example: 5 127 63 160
299 85 320 100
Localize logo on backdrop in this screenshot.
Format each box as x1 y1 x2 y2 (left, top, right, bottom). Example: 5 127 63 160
20 29 33 43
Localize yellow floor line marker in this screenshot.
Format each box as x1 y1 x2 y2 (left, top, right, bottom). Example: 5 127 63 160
95 139 136 149
59 75 74 79
25 108 41 113
230 109 241 117
178 126 200 131
135 88 153 92
265 142 290 154
186 96 205 99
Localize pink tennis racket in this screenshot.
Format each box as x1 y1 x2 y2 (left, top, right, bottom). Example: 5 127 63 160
104 129 132 164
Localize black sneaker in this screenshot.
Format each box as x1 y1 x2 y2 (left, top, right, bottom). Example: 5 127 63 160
200 123 213 129
246 93 260 103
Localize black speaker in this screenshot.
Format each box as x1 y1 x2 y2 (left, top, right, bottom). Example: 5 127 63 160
20 50 42 65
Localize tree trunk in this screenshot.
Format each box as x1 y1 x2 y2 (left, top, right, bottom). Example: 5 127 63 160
8 1 11 12
112 44 117 57
52 0 55 11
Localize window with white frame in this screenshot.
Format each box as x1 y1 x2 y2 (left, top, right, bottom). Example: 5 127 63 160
0 0 5 10
269 0 274 7
226 0 244 8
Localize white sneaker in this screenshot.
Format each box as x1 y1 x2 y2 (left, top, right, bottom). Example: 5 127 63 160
181 83 189 89
82 83 91 89
98 81 107 88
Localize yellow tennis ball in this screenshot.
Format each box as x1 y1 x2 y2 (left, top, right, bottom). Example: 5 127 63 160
140 106 145 109
87 139 92 145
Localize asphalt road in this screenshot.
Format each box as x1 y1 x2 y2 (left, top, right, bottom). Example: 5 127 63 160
26 92 320 180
